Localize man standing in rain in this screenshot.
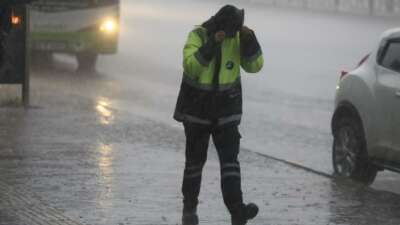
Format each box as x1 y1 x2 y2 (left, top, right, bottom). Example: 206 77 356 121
174 5 264 225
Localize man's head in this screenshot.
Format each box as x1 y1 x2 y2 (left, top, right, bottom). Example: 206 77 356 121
207 5 244 38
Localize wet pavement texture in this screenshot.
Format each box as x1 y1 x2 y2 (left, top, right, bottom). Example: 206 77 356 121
0 178 82 225
0 66 399 225
0 0 400 224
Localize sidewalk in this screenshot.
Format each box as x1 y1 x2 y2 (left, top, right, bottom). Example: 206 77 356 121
0 179 82 225
0 71 400 225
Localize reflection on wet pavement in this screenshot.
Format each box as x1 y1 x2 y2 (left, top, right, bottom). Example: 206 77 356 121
96 98 115 125
97 143 114 210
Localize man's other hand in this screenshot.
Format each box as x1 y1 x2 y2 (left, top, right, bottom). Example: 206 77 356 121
215 31 226 43
240 26 252 37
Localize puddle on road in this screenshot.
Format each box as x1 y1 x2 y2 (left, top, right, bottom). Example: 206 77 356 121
96 97 115 125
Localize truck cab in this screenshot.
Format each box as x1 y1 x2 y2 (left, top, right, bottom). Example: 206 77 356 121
30 0 120 70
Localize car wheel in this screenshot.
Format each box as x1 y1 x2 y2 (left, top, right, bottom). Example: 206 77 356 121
332 116 377 185
76 52 98 71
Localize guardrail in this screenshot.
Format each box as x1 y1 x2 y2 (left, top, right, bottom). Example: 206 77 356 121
246 0 400 16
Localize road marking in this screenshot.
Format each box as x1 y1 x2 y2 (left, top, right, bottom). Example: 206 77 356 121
241 147 333 179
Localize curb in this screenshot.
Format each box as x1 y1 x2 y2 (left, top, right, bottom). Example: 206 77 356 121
241 147 333 179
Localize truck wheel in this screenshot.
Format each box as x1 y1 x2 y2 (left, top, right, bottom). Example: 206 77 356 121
332 116 377 185
76 53 98 71
31 51 53 67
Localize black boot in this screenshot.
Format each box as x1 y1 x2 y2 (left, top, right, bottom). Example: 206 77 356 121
182 209 199 225
231 203 259 225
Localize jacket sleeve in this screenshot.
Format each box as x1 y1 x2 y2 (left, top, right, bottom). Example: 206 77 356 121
240 30 264 73
183 29 217 78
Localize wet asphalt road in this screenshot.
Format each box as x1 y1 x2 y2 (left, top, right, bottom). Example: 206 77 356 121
1 70 400 225
0 0 400 224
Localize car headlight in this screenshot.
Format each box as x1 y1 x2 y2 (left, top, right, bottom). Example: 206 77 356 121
99 18 118 34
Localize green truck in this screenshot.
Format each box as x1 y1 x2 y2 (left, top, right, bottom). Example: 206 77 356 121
30 0 120 70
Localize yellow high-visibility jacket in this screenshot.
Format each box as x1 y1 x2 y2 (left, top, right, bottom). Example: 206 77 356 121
174 26 263 126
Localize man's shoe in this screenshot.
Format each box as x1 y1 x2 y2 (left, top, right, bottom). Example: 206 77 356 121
232 203 259 225
245 203 259 220
182 211 199 225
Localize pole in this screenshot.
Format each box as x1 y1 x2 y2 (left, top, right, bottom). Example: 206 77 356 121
22 5 30 108
335 0 340 12
303 0 308 9
386 0 394 13
368 0 374 15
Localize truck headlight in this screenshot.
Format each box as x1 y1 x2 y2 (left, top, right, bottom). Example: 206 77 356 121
99 18 118 34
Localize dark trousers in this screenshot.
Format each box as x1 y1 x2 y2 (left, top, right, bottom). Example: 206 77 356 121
182 123 243 215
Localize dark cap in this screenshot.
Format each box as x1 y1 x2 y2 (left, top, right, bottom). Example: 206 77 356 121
214 5 244 38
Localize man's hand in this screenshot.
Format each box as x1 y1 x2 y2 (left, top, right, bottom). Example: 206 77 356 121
240 26 252 37
214 31 226 43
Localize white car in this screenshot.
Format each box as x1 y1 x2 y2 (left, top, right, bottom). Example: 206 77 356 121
332 28 400 184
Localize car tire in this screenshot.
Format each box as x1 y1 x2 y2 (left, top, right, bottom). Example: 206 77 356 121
332 116 377 185
76 52 98 71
